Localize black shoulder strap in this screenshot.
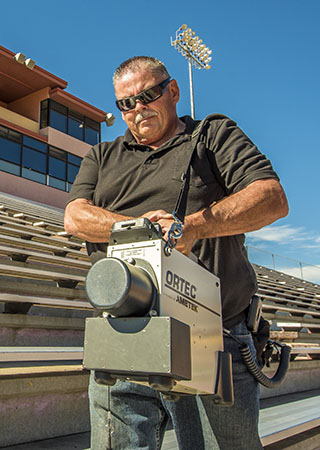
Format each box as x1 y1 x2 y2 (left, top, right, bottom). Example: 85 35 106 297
165 114 232 255
165 115 226 254
172 117 208 222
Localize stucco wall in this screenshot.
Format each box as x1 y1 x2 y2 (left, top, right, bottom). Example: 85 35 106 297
40 126 92 157
0 171 68 209
8 87 50 123
0 106 39 134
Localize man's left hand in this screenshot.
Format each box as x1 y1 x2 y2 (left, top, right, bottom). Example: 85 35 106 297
142 210 195 256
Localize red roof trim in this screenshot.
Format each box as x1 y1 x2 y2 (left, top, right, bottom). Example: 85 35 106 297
0 45 68 90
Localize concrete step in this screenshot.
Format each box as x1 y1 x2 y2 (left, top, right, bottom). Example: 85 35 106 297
2 430 178 450
2 432 90 450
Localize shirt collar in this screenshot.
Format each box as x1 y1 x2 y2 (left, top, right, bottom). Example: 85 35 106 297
123 115 199 149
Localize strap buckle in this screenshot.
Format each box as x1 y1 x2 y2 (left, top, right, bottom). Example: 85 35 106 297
164 212 184 256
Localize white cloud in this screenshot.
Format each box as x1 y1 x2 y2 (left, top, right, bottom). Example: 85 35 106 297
247 225 320 250
247 225 305 243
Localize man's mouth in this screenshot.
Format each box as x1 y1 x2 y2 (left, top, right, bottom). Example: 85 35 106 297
135 111 158 125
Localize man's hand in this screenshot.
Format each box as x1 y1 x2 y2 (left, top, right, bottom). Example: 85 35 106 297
142 210 172 236
142 210 197 256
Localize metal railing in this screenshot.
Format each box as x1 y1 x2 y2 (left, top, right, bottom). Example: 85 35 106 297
246 245 320 285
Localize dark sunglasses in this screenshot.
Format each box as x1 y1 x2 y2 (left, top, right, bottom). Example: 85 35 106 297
115 78 171 112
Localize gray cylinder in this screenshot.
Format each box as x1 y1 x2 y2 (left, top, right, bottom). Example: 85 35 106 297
85 257 155 317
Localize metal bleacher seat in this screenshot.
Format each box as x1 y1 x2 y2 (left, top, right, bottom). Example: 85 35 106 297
0 194 92 357
0 193 67 226
0 226 91 309
0 193 92 447
254 264 320 362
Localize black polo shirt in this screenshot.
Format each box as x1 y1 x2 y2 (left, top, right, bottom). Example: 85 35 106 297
68 114 279 327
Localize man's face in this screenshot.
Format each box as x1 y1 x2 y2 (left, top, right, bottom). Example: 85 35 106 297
114 69 180 146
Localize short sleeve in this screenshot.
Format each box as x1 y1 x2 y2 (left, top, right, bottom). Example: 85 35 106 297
206 117 279 195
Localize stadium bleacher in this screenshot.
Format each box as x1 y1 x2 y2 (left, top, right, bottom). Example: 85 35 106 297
0 192 319 449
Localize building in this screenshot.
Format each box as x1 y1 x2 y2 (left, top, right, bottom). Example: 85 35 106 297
0 44 110 208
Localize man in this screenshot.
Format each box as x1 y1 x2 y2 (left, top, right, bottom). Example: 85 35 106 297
64 56 288 450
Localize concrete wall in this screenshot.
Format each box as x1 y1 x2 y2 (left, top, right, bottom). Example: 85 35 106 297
0 373 90 447
8 88 50 123
260 359 320 399
0 106 39 134
0 171 68 209
40 126 92 158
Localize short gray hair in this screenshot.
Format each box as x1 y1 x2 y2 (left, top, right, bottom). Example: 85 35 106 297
113 56 170 85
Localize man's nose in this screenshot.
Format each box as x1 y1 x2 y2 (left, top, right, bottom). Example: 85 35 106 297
134 99 147 111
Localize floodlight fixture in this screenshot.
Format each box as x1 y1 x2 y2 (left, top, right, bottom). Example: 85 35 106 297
25 58 36 70
171 24 213 118
105 113 115 127
14 52 26 64
13 52 36 70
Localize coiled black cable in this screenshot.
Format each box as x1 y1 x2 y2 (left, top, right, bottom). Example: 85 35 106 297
239 343 291 388
224 328 291 388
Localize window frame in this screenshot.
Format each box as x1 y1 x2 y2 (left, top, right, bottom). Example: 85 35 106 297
40 99 101 145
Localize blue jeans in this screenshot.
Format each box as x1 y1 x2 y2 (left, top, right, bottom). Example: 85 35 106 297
88 321 263 450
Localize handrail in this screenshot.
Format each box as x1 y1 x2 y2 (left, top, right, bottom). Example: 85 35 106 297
247 245 320 285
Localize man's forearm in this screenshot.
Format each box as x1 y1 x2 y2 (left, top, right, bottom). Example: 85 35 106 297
64 198 133 242
185 179 289 241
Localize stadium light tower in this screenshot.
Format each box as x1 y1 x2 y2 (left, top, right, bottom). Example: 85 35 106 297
171 24 212 119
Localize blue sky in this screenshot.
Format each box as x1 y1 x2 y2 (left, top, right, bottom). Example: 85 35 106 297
1 0 320 283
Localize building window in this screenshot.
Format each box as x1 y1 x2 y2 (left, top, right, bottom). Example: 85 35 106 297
0 159 20 176
22 146 47 184
22 147 47 173
0 125 82 192
85 118 100 146
22 167 46 184
50 110 67 133
23 135 47 153
67 153 82 192
0 137 21 165
68 112 84 141
40 99 101 145
40 100 49 129
0 125 21 175
48 146 66 190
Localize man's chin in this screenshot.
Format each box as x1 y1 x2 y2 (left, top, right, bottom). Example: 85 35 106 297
136 126 159 142
137 132 160 145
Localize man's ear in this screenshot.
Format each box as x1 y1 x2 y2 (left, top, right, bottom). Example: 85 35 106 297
169 79 180 104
